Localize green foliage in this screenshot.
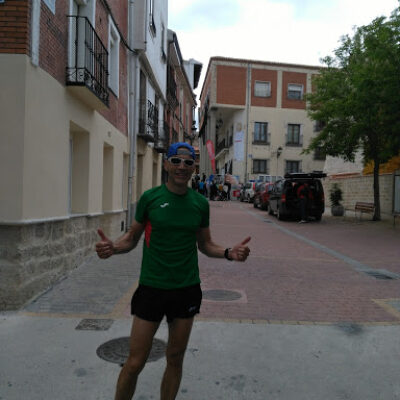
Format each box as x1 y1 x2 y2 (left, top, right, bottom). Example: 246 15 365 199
329 183 343 206
305 7 400 219
306 8 400 164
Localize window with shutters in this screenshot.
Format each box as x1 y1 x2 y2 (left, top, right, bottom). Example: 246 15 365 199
253 159 269 174
253 122 270 144
254 81 271 98
285 160 301 173
287 83 303 100
286 124 302 146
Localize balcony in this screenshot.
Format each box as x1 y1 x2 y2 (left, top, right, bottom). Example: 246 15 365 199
216 138 228 156
66 16 109 109
138 100 158 142
154 123 168 153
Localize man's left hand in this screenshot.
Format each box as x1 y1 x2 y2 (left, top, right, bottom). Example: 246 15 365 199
230 237 251 261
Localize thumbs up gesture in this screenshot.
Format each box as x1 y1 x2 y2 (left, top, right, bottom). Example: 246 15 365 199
229 237 251 262
95 228 114 259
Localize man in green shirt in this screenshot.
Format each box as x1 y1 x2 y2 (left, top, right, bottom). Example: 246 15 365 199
96 142 251 400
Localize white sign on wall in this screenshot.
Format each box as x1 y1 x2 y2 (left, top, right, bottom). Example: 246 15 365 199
234 131 244 161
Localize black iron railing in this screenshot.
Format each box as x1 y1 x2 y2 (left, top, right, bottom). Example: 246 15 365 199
216 138 227 154
154 124 168 153
138 100 159 142
66 16 109 106
147 100 159 133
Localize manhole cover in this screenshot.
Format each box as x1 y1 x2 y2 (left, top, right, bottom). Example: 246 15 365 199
76 319 114 331
203 289 242 301
96 337 166 364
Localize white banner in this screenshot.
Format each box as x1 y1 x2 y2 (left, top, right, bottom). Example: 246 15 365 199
234 131 244 161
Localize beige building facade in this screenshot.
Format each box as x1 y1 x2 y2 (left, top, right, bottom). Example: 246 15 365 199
1 0 128 309
198 57 326 183
0 0 201 310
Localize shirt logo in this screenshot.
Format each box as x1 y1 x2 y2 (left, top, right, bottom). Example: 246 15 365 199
160 203 169 208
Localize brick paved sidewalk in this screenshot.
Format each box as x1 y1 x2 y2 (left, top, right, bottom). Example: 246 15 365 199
198 201 400 325
22 200 400 326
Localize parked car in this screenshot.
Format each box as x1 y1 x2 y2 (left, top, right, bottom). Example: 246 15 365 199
239 181 257 202
268 172 326 221
253 182 274 210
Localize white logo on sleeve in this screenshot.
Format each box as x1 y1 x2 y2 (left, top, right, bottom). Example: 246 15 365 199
160 203 169 208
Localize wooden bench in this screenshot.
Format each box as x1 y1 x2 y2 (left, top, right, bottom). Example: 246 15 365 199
355 202 375 220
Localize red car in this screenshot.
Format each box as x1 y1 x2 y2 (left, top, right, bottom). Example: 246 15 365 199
253 183 274 210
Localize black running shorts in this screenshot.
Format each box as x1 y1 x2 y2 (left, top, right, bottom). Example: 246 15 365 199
131 284 202 323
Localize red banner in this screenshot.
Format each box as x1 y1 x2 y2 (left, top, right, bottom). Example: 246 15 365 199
206 140 216 173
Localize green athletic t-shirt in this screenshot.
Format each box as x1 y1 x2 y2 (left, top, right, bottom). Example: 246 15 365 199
135 184 209 289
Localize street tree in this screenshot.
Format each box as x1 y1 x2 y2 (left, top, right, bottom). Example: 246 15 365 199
306 8 400 220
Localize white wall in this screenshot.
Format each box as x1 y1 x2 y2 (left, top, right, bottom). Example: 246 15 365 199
0 54 129 222
0 54 26 221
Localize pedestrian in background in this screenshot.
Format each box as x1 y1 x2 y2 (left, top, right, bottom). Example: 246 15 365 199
95 142 251 400
297 182 310 223
224 175 232 201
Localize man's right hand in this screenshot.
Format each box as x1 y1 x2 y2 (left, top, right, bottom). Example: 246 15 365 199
95 228 114 259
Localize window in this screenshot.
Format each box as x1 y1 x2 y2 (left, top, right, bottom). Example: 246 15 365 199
286 124 302 146
287 83 303 100
254 122 269 144
285 160 301 174
108 17 120 96
314 120 326 132
253 159 269 174
69 126 89 214
102 144 114 211
122 153 129 209
254 81 271 97
314 147 326 160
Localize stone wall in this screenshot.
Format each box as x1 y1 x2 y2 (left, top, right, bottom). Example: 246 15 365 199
322 174 394 217
0 211 126 310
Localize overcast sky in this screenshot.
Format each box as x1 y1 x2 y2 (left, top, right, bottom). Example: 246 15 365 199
168 0 400 94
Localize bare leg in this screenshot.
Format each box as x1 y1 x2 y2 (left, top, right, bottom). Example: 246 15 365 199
114 316 160 400
160 318 194 400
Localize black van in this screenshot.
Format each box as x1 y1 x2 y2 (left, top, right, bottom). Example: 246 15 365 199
268 172 326 221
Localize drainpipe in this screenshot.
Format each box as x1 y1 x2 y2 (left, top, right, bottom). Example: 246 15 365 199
244 63 251 181
127 0 137 229
31 0 41 66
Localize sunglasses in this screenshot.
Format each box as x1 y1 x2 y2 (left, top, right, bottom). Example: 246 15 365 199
168 157 195 167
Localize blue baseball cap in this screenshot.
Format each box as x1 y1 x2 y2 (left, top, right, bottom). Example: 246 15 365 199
167 142 196 160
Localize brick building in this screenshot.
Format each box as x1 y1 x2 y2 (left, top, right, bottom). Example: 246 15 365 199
165 29 201 175
198 57 326 183
0 0 130 309
0 0 201 310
